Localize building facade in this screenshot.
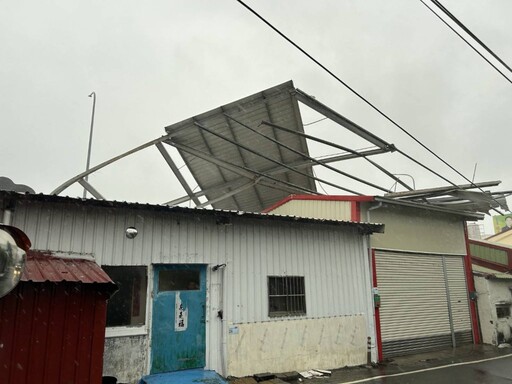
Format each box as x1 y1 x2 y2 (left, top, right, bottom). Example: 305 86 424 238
265 195 481 360
0 191 382 383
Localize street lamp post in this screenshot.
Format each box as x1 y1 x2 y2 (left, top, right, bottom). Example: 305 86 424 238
83 91 96 198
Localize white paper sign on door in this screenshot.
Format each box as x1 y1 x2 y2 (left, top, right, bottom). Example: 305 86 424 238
175 292 188 332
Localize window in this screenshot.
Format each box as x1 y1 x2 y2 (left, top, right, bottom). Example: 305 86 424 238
103 266 147 327
496 304 511 319
158 269 200 292
268 276 306 317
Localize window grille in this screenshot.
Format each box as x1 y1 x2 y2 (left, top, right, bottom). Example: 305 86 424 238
268 276 306 317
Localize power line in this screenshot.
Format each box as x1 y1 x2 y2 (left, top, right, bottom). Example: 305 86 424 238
420 0 512 85
235 0 506 214
303 117 328 126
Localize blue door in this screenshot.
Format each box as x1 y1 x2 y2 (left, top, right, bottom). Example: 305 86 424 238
150 264 206 373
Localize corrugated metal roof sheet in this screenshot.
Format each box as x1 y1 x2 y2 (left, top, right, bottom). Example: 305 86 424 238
22 250 116 285
472 264 512 280
164 80 316 212
1 191 384 234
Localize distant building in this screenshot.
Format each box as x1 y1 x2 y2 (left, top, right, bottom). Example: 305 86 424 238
467 222 484 240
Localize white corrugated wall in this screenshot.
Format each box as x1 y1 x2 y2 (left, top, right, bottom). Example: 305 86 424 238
11 199 372 375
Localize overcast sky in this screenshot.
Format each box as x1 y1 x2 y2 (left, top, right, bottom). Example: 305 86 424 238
1 1 511 231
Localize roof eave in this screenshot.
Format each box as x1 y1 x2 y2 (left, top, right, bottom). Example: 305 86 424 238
374 196 485 220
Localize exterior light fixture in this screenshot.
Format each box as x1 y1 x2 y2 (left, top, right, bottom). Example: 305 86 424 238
125 227 138 239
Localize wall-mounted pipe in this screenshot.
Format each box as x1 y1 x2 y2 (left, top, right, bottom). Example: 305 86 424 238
2 209 12 225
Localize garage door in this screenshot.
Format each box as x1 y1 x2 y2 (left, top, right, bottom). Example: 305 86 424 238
375 250 472 358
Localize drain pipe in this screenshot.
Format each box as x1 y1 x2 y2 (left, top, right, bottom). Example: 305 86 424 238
366 202 383 364
2 209 12 225
366 202 383 223
212 263 227 376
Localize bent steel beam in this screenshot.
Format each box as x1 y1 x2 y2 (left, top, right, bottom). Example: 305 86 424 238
52 134 173 195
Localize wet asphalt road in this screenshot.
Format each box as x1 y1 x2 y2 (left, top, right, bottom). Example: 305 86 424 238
362 355 512 384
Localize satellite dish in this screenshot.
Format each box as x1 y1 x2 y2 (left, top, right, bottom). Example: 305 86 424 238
0 227 28 298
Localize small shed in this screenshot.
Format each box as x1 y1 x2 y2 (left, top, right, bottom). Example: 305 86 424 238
0 250 117 384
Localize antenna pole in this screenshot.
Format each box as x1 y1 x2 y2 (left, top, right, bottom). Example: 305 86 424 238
83 92 96 198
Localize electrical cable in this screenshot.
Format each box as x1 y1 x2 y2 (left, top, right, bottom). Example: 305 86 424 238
420 0 512 85
235 0 506 214
303 117 328 126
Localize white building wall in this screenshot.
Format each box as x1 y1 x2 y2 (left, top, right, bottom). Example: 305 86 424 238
475 275 512 345
268 200 352 221
10 199 372 379
362 203 467 255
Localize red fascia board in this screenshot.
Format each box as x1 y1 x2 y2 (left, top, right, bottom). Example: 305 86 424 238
471 257 511 273
262 194 375 213
469 239 512 269
463 224 481 344
469 239 512 253
371 249 383 362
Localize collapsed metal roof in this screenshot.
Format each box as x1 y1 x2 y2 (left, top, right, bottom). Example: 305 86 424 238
384 181 509 214
163 81 316 212
50 80 508 216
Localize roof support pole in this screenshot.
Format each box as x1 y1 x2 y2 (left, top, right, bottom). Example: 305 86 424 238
293 88 394 150
155 142 201 206
52 134 172 195
260 120 413 191
168 141 320 196
77 178 105 200
196 179 260 209
193 121 362 195
164 148 391 206
225 114 392 193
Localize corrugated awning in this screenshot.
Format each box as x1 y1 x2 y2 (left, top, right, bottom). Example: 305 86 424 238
473 264 512 280
22 250 116 287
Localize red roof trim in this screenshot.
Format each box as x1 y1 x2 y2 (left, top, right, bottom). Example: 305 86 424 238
263 194 375 213
21 250 115 285
471 257 510 273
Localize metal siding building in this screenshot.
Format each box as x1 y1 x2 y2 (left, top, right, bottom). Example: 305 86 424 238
1 193 381 382
265 195 479 360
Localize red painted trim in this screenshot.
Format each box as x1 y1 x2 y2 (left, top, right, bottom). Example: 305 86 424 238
262 195 296 213
262 194 375 212
371 249 383 362
471 257 511 273
351 202 361 222
469 239 512 253
463 223 481 344
468 239 512 271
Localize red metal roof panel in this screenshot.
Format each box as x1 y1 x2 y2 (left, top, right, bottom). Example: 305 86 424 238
21 250 115 285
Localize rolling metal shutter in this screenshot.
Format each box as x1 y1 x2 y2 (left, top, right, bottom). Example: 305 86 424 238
444 256 473 345
375 250 472 358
